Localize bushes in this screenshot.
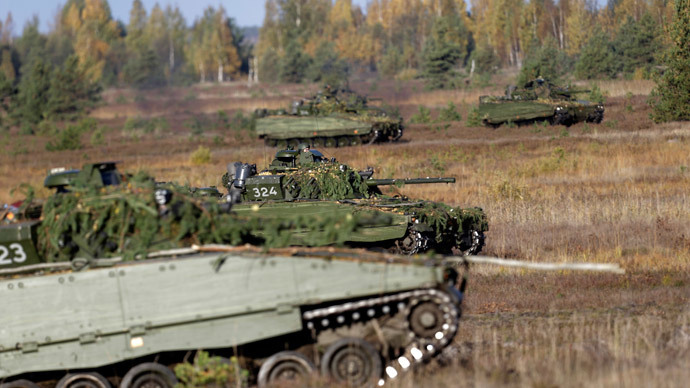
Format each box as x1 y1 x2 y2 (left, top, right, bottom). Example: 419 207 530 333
410 102 463 124
45 124 84 151
174 351 247 388
190 145 212 165
438 101 462 122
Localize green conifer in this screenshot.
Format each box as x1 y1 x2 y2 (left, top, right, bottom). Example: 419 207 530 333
12 59 53 124
650 0 690 122
422 16 463 90
575 29 615 79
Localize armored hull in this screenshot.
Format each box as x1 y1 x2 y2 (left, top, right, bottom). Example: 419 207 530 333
255 86 404 147
478 79 605 127
0 246 464 388
256 114 403 147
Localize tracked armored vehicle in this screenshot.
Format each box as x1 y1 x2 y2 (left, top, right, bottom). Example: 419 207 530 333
254 86 404 148
478 78 604 127
223 148 488 256
0 172 467 388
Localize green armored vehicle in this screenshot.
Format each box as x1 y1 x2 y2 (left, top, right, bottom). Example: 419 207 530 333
0 174 466 388
478 78 604 127
222 147 488 256
254 86 404 147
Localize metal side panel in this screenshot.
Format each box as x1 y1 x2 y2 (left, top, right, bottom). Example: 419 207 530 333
256 116 370 138
0 268 124 351
290 257 442 304
0 252 439 378
0 253 303 378
0 310 300 378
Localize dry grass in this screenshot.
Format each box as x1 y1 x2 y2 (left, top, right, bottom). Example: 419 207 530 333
1 77 688 385
397 306 690 388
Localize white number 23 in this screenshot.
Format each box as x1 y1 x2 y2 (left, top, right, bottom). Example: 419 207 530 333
0 243 27 265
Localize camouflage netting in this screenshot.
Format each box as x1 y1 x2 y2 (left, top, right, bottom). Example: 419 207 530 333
396 201 488 245
282 162 370 200
37 172 360 262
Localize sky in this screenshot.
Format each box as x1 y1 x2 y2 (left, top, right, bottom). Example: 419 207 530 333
0 0 371 34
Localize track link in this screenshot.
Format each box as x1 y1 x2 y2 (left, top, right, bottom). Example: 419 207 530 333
302 287 461 385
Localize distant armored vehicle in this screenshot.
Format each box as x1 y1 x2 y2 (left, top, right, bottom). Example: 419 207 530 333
478 78 604 127
223 147 488 256
254 86 404 147
0 172 466 388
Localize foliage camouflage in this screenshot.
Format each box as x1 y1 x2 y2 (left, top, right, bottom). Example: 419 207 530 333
223 150 488 255
34 171 360 263
478 78 604 127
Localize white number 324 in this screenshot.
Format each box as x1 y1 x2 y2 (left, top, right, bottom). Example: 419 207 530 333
252 187 278 198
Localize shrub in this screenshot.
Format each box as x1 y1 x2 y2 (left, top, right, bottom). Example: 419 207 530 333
90 127 105 146
174 351 248 388
410 105 432 124
186 115 211 136
465 106 482 127
45 124 83 151
437 101 462 122
190 146 212 165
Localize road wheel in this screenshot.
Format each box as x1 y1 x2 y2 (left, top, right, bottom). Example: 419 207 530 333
257 351 315 388
287 138 300 149
324 137 337 148
56 372 111 388
0 380 40 388
120 363 178 388
321 338 382 386
349 136 361 146
456 229 484 256
394 230 430 255
337 136 351 147
275 139 288 149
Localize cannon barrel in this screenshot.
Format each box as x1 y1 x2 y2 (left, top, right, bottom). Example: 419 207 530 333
365 177 456 186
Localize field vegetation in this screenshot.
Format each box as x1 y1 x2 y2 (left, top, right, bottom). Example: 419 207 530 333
1 74 688 385
1 0 689 384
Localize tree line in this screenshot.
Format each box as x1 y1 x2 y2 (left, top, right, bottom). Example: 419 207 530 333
0 0 687 128
0 0 251 128
257 0 676 87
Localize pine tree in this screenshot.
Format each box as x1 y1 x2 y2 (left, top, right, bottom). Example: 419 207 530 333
280 40 312 83
422 16 463 89
0 47 17 81
12 59 53 124
613 13 660 75
307 42 349 85
0 72 15 126
574 29 615 79
46 55 101 120
650 0 690 122
518 37 568 84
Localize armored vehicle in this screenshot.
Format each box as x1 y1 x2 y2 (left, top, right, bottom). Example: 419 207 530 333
0 173 467 388
478 78 604 127
223 148 488 256
254 86 404 147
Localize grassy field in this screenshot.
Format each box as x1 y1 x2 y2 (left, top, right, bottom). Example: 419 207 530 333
1 75 688 386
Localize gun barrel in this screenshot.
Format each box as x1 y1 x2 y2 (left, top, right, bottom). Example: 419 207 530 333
365 177 456 186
